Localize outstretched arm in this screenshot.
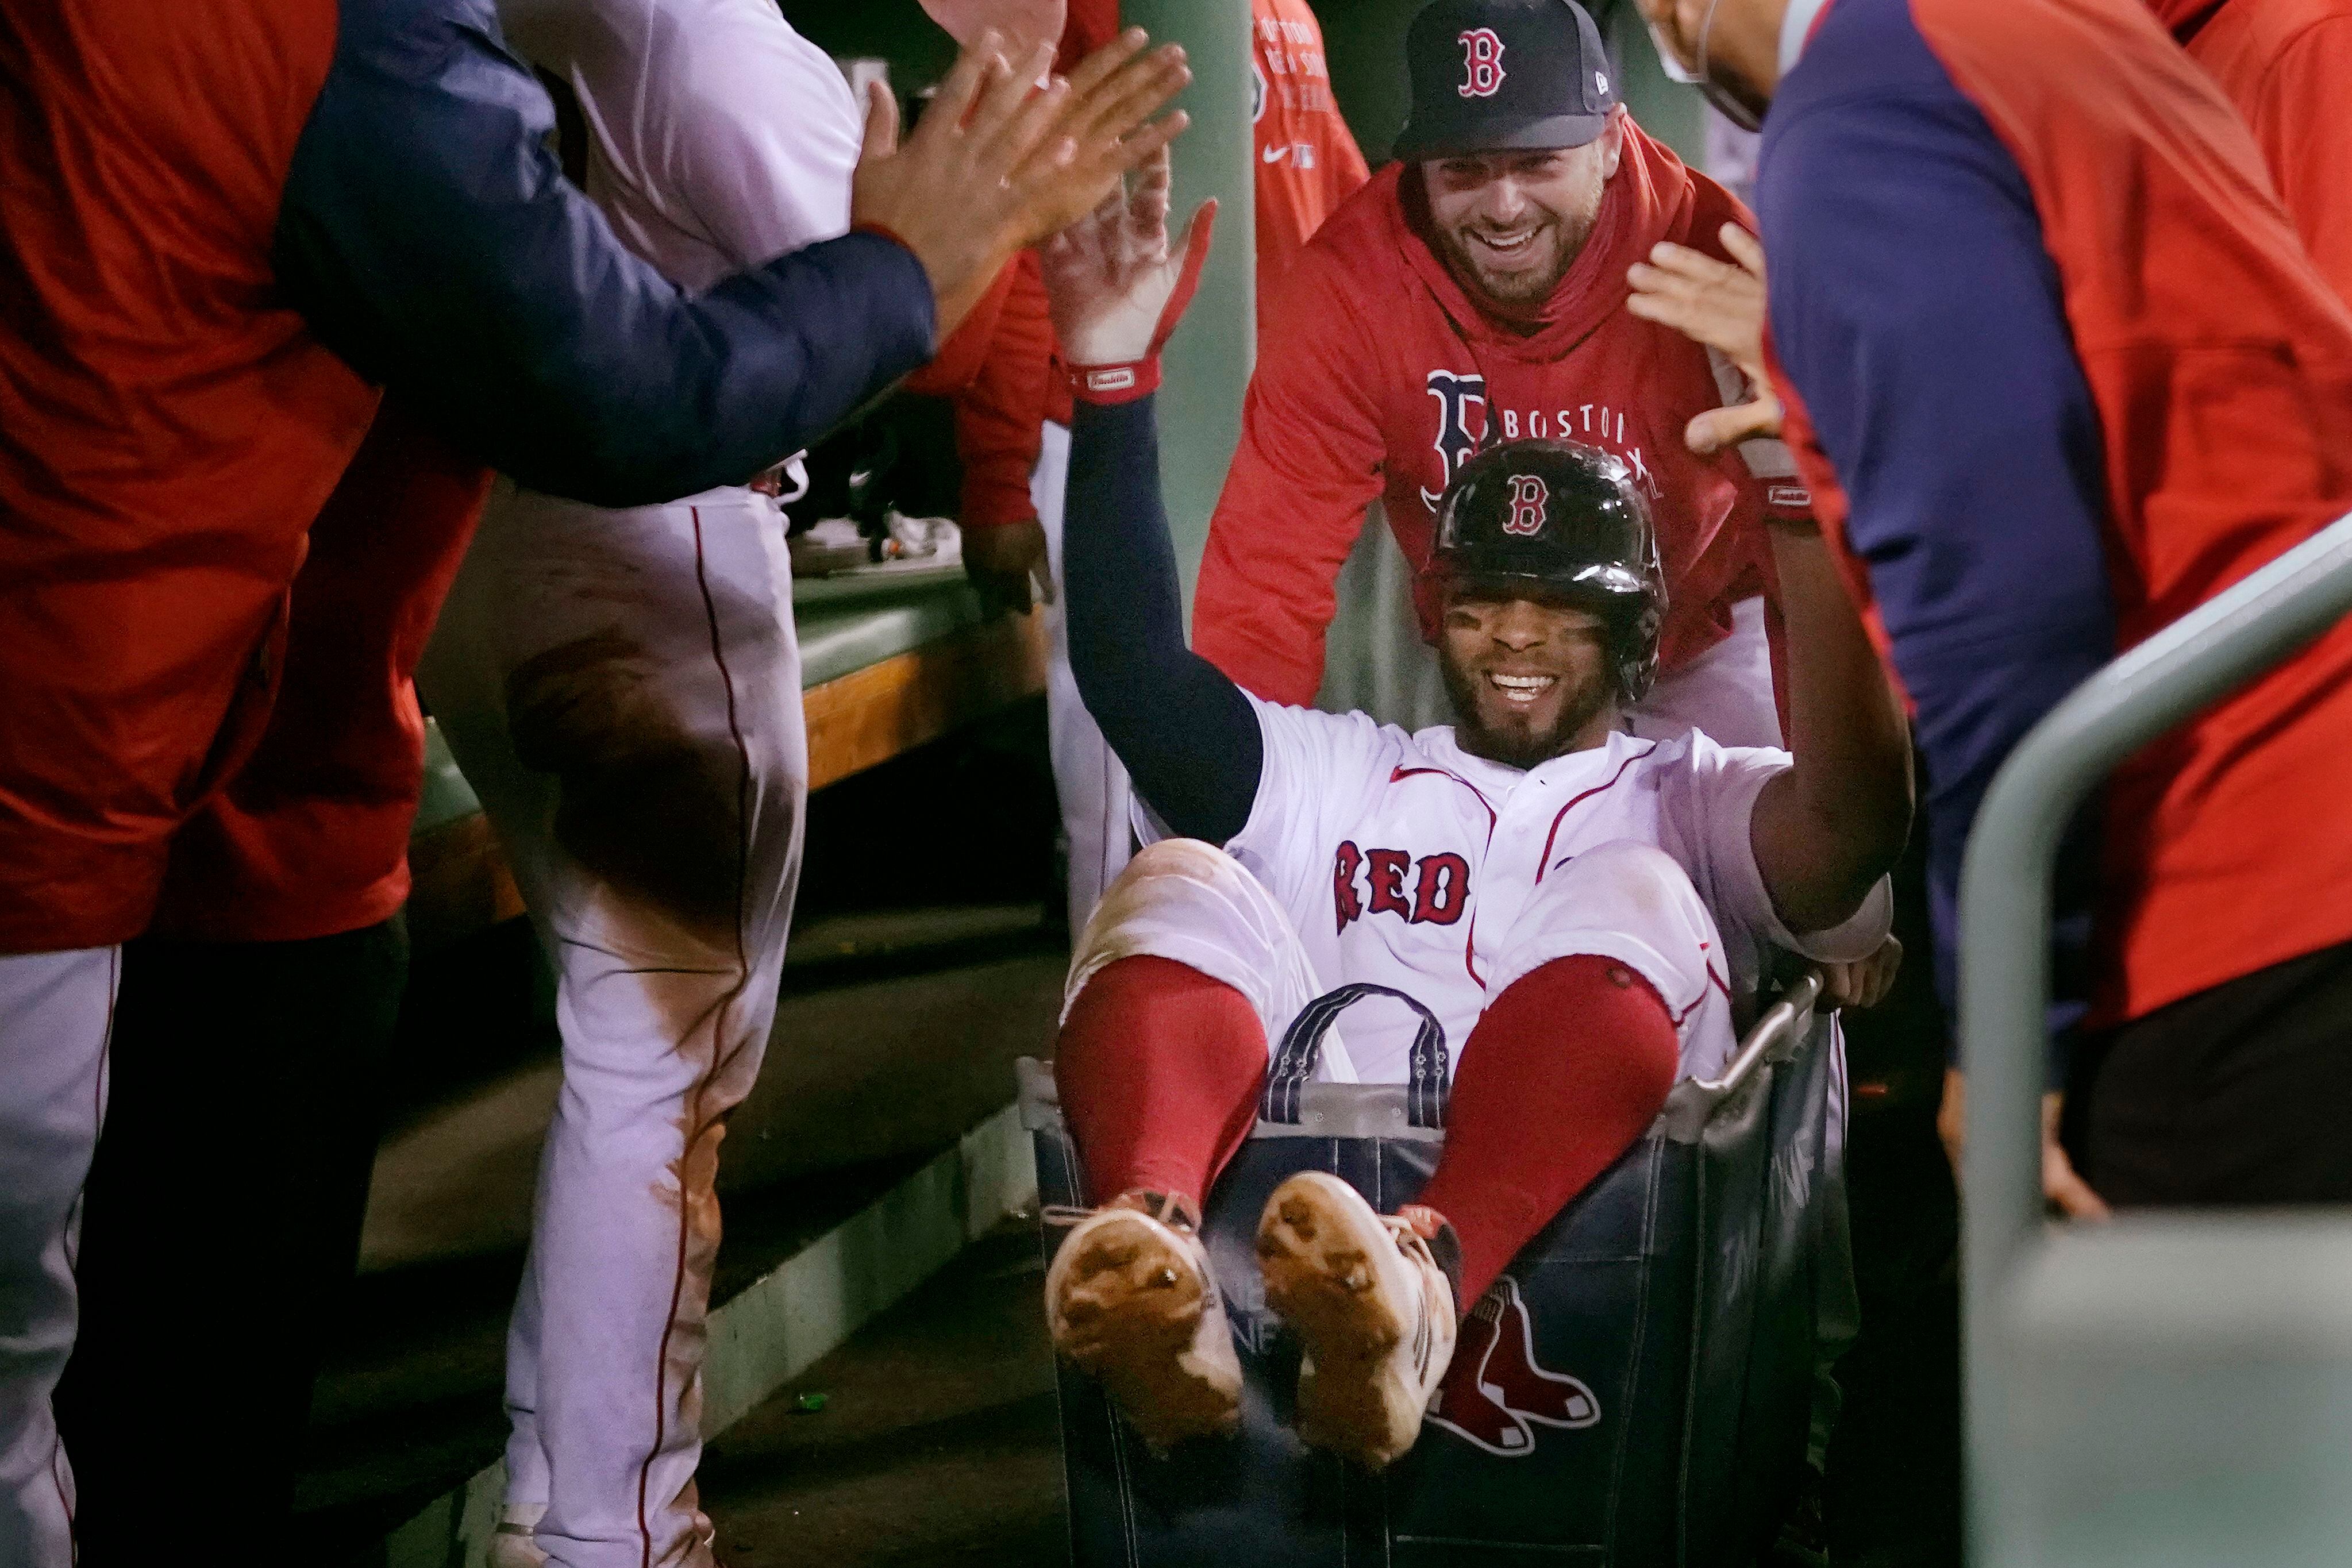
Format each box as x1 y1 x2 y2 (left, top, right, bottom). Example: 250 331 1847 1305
1042 155 1263 844
1747 515 1914 934
277 5 1190 506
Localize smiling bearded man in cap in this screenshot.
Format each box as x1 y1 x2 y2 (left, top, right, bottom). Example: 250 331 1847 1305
1192 0 1810 757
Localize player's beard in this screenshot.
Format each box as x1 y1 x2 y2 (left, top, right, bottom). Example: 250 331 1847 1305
1438 648 1615 769
1429 178 1606 314
1433 219 1573 311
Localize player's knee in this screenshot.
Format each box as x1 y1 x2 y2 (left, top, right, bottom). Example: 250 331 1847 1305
1085 839 1252 939
1540 839 1697 923
1118 837 1242 889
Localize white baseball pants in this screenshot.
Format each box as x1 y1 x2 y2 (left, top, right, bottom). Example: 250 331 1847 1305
0 945 117 1568
418 483 804 1568
1063 838 1745 1085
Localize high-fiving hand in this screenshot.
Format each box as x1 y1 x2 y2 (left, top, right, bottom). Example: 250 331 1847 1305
1625 222 1782 457
1037 147 1217 401
853 29 1194 338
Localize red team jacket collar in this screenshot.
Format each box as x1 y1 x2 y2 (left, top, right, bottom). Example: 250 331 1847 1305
1389 122 1706 363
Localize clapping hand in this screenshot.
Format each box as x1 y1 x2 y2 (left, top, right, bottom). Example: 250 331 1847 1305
854 29 1193 338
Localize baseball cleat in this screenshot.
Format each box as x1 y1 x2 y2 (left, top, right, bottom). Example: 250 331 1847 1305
1254 1172 1458 1470
1045 1193 1243 1453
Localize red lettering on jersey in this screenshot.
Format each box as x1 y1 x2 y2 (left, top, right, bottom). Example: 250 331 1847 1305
1410 853 1471 925
1458 28 1506 97
1504 473 1548 536
1333 841 1365 934
1366 848 1412 918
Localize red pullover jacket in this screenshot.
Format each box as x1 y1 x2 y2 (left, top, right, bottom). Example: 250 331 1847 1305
1193 126 1808 708
1250 0 1373 288
2152 0 2352 308
148 402 488 942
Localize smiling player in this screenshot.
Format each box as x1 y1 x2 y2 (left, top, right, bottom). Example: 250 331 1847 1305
1029 154 1910 1467
1194 0 1811 752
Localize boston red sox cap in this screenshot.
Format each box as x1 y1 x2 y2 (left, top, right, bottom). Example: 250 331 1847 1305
1393 0 1618 160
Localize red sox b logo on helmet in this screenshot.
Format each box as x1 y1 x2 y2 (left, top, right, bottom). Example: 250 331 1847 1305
1504 473 1548 536
1458 28 1507 97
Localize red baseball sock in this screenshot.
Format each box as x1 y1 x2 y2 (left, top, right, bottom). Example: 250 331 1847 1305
1053 956 1268 1214
1413 955 1680 1310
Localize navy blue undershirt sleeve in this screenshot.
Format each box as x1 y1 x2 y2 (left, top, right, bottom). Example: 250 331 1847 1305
274 0 936 507
1065 398 1264 844
1759 0 2116 1046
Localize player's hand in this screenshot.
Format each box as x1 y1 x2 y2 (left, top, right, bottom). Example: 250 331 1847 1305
965 516 1053 615
853 30 1192 338
1039 146 1216 395
1625 224 1783 455
1820 934 1901 1010
1938 1070 2113 1220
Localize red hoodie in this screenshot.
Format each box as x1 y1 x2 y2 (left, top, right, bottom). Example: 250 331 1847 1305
144 399 488 943
1194 126 1807 707
2151 0 2352 308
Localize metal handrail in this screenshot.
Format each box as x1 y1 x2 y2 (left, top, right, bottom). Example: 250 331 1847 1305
1957 510 2352 1562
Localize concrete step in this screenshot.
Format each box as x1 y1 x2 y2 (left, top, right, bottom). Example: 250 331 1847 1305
697 1222 1062 1567
301 899 1067 1566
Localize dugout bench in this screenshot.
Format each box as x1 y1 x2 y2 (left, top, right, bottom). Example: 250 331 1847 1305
405 565 1046 952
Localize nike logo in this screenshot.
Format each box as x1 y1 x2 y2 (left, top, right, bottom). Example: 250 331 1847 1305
1262 144 1291 163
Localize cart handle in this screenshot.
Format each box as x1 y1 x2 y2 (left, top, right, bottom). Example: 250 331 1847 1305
1696 966 1824 1097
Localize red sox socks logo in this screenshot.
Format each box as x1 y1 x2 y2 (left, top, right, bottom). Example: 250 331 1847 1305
1503 473 1548 536
1427 1276 1600 1457
1457 27 1507 97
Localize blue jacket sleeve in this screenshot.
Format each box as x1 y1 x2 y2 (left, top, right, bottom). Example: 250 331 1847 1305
1758 49 2116 1041
1065 398 1265 844
274 0 936 507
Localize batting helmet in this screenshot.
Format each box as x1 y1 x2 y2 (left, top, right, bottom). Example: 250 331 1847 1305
1431 439 1667 701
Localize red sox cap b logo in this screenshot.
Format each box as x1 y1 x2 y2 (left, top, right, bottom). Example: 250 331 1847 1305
1457 28 1507 97
1503 473 1548 535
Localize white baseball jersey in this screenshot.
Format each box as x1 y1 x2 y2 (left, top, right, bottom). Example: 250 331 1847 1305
499 0 861 287
1130 701 1888 1084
